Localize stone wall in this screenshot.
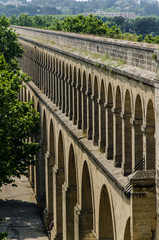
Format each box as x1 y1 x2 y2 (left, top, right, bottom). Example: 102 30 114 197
13 25 159 74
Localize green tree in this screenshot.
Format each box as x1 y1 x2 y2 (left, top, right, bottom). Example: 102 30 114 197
134 17 157 37
0 16 40 187
0 16 23 69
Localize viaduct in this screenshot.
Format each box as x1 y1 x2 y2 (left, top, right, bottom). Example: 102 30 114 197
12 26 159 240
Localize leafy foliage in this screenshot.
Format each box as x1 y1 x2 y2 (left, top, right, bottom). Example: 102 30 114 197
0 16 40 187
0 16 23 70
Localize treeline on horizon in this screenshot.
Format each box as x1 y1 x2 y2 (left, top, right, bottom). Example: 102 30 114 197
1 0 159 17
9 13 159 44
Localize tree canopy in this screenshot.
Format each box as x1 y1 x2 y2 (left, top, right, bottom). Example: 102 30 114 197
0 16 40 187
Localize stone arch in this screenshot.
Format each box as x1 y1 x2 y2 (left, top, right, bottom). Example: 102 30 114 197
56 130 65 238
80 161 94 240
77 69 82 129
99 80 106 151
106 83 113 159
62 61 65 112
30 95 35 188
99 185 114 240
34 102 41 199
39 50 42 90
65 63 69 116
69 65 73 120
55 58 59 106
123 217 131 240
114 86 122 167
40 109 47 210
73 66 77 124
93 76 99 145
146 99 155 170
82 71 87 133
134 95 143 170
87 74 92 139
123 90 132 175
50 55 53 101
58 60 62 109
44 52 47 94
66 144 77 240
46 119 55 222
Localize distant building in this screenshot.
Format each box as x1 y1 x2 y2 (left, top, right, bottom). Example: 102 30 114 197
84 11 136 18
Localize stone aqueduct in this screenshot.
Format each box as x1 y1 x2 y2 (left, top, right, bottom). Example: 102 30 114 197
13 26 159 240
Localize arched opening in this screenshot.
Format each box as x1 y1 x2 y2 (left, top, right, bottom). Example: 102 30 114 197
77 69 82 129
65 63 69 116
44 52 47 94
80 162 94 239
123 90 132 175
93 76 99 145
24 87 27 102
107 83 113 159
30 96 35 188
99 185 114 240
82 71 87 133
146 100 155 170
52 57 56 104
135 95 143 169
58 60 62 109
45 53 49 96
87 74 92 139
114 86 122 167
66 145 77 240
34 102 41 197
123 217 131 240
20 86 23 101
40 110 47 209
50 56 53 101
99 80 106 151
47 54 51 99
55 58 59 106
56 131 65 238
42 52 45 93
46 120 55 222
62 61 65 112
69 65 73 120
28 91 31 102
73 66 77 124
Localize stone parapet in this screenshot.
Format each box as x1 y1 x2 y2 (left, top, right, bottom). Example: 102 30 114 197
13 25 159 74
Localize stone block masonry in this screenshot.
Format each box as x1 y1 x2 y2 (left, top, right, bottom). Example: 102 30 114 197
14 27 159 240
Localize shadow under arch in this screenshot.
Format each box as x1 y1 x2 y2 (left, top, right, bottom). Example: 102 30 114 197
56 130 65 238
46 119 55 223
134 95 143 169
69 65 73 120
73 66 77 124
146 99 155 170
123 217 131 240
82 71 87 133
123 89 132 175
106 83 113 159
114 86 122 167
99 80 106 151
99 184 114 240
39 109 47 210
87 73 92 139
80 161 95 240
34 102 41 198
66 144 77 240
93 76 99 145
77 68 82 129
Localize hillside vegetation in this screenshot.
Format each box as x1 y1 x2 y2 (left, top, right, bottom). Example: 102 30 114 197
10 14 159 44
